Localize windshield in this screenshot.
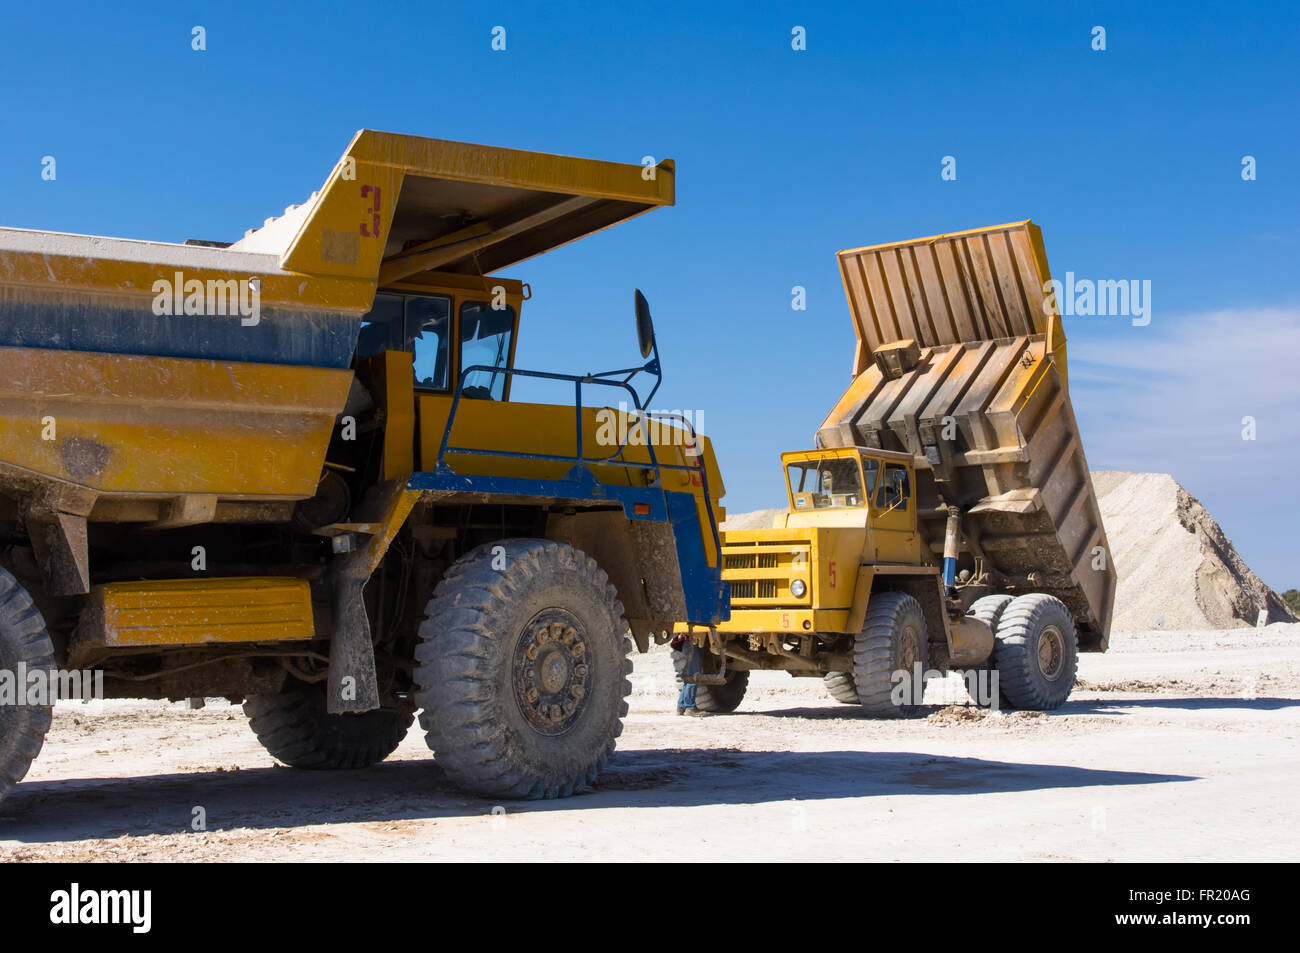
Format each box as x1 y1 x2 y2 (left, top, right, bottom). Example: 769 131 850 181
787 457 867 510
458 301 515 400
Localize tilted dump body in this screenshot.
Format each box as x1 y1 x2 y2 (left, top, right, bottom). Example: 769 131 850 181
817 221 1115 649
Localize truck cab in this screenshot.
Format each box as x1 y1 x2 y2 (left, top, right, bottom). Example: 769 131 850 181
783 447 921 564
355 276 521 402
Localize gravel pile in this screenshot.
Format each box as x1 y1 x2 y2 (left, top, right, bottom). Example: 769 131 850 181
720 508 785 531
1094 471 1295 630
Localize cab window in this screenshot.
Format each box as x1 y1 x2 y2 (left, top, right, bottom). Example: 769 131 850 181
356 292 451 391
407 295 451 389
876 464 911 511
356 293 404 356
787 457 866 510
860 458 880 498
459 301 515 401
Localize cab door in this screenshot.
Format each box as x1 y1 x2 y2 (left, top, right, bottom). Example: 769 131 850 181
869 459 919 563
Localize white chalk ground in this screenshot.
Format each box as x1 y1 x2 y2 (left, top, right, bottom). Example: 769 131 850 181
2 624 1298 862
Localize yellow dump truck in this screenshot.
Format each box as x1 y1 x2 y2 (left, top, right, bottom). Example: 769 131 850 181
0 131 728 803
678 221 1116 715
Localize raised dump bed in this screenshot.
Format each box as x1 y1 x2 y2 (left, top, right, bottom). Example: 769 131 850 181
817 221 1116 649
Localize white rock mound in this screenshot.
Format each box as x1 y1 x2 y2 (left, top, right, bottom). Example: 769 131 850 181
1093 471 1295 630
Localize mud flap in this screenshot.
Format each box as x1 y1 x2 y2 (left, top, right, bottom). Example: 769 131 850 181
322 481 419 714
327 575 380 714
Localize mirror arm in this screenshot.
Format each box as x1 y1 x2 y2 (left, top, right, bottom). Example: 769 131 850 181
642 337 663 407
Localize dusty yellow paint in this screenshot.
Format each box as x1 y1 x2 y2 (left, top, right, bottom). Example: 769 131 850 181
418 396 680 479
718 522 864 626
416 394 723 567
0 253 375 314
844 565 877 635
356 486 420 577
285 130 675 280
285 142 402 280
720 536 812 607
0 131 673 343
836 220 1065 380
360 350 415 480
0 347 351 497
95 577 314 646
689 608 851 637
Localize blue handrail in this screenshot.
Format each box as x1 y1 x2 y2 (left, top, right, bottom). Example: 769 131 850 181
434 363 722 560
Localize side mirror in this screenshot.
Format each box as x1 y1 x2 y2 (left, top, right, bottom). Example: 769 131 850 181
634 288 656 359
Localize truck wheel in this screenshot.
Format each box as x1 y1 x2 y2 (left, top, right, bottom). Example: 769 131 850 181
414 540 632 799
967 594 1013 630
0 567 56 805
823 671 860 704
965 595 1012 707
854 592 928 717
967 595 1013 707
244 680 413 769
672 646 749 713
992 594 1078 711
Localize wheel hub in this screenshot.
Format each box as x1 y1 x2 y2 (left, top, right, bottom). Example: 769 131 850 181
513 610 591 735
899 626 920 671
1037 625 1065 680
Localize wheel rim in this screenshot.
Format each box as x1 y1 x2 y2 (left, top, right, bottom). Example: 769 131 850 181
513 609 591 735
899 625 920 672
1037 625 1065 680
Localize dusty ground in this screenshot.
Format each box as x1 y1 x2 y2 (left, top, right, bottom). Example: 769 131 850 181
3 624 1298 862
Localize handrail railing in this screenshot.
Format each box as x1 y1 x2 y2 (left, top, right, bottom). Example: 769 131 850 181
434 364 722 562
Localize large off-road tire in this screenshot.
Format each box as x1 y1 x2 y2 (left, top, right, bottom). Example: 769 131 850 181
967 594 1014 631
823 671 860 704
244 680 413 769
965 594 1014 707
414 540 632 799
847 590 930 717
992 593 1078 711
854 592 928 717
0 567 56 805
671 646 749 713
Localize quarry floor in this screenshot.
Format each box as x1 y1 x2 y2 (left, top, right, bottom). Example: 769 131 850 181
3 624 1298 862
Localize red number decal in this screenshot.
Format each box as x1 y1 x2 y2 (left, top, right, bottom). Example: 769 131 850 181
360 185 382 237
829 561 837 588
781 613 790 629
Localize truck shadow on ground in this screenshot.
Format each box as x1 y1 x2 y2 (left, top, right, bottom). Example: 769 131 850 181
0 748 1195 843
747 695 1300 720
1066 696 1299 714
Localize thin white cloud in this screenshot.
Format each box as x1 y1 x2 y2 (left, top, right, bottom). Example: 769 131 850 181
1069 307 1298 589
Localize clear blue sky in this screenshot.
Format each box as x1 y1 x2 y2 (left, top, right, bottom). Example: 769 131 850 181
2 1 1296 588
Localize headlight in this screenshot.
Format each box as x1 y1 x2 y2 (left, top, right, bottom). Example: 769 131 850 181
790 578 807 598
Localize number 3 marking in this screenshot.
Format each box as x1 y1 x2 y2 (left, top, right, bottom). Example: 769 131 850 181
360 185 382 237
